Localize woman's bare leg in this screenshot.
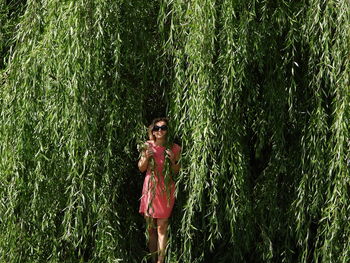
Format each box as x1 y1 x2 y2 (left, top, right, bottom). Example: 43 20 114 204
146 217 158 262
156 218 169 263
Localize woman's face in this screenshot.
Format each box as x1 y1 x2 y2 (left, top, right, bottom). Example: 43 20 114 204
152 120 168 140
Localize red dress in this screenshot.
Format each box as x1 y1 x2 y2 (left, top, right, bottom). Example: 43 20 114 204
139 141 181 218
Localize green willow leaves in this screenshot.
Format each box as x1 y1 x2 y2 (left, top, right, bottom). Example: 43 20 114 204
0 0 349 262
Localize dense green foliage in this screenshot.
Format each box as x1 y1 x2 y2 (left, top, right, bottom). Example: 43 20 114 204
0 0 349 262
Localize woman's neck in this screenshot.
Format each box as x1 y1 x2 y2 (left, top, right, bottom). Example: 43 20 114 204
154 138 166 146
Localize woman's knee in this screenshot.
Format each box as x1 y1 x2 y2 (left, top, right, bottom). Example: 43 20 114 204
145 217 157 234
148 226 157 236
157 219 169 235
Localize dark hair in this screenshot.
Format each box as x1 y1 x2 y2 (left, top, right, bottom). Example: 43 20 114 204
151 117 169 127
147 124 154 141
149 117 169 140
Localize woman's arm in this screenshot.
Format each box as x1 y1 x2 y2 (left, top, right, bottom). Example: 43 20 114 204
170 159 180 174
166 146 181 174
138 144 153 172
138 152 149 173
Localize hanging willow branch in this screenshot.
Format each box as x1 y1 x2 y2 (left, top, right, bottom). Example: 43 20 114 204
0 0 148 262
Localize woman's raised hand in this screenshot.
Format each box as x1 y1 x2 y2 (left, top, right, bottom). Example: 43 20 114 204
145 147 154 159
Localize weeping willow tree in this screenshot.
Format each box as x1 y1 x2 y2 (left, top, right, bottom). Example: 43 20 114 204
0 0 160 262
0 0 349 262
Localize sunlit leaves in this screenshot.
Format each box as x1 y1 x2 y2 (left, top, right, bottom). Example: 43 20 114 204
0 0 349 262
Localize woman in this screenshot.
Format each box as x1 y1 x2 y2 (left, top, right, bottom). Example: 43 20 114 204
138 118 181 263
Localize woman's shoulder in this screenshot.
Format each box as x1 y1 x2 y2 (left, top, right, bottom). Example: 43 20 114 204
173 142 181 148
171 143 181 153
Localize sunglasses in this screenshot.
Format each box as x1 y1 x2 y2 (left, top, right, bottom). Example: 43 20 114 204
153 125 168 131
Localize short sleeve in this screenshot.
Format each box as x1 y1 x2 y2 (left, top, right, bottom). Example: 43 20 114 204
172 143 181 158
